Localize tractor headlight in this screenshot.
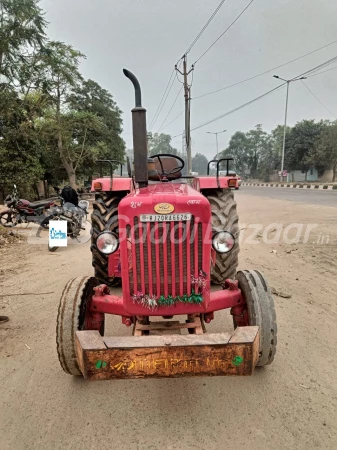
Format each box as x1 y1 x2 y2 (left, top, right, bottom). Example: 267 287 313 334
96 231 119 255
212 231 235 254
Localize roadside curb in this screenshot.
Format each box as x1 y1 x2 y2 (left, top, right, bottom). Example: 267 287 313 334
242 183 337 190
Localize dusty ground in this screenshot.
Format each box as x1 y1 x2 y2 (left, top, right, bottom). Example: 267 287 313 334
1 192 337 450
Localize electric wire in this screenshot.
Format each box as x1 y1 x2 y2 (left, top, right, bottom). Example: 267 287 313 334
149 59 184 131
294 55 337 79
159 110 185 132
191 83 286 131
185 0 227 54
157 86 184 132
194 0 255 65
189 57 337 134
149 68 175 131
175 70 184 84
301 80 336 119
307 65 337 78
171 82 286 139
193 39 337 100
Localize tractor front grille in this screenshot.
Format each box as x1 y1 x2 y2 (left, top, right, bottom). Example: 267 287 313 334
128 217 203 298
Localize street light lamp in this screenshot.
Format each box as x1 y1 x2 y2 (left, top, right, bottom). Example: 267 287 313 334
206 129 227 158
273 75 306 180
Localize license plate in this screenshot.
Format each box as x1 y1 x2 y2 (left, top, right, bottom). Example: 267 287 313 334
140 213 192 222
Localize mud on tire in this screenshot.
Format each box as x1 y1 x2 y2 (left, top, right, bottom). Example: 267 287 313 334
91 193 123 286
206 189 240 284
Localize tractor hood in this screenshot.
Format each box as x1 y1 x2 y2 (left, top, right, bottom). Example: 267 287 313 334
119 183 211 220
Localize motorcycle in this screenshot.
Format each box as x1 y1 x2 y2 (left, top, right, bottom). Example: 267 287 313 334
46 199 89 252
0 185 58 228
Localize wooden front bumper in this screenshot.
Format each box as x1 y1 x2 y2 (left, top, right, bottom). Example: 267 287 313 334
75 327 260 380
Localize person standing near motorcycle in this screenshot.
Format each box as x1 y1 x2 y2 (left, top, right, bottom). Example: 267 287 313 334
60 186 79 206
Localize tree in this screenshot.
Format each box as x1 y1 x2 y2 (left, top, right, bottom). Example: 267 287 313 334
0 89 45 197
148 133 178 156
307 121 337 182
68 79 125 170
37 110 106 181
284 119 328 175
246 124 272 179
34 41 85 186
0 0 46 85
219 131 250 176
218 125 271 178
256 126 284 181
0 0 126 197
192 153 208 175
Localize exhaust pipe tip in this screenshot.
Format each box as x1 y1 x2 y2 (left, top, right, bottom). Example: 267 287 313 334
123 68 142 107
123 68 148 187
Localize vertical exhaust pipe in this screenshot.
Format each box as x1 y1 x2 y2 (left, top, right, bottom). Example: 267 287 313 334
123 69 148 187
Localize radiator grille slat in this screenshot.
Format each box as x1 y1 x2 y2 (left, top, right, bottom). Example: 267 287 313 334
129 217 202 298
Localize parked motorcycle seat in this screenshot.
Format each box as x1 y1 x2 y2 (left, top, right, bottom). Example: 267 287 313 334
26 200 53 209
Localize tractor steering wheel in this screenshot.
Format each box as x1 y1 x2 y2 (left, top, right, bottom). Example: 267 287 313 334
151 153 185 177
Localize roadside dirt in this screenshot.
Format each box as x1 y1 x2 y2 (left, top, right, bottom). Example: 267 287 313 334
1 193 336 450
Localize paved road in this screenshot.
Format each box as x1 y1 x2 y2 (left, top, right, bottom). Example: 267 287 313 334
238 185 337 208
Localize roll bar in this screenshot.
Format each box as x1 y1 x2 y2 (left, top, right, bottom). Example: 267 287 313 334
207 158 234 177
96 160 123 190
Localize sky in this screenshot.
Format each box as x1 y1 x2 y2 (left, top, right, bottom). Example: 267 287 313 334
41 0 337 160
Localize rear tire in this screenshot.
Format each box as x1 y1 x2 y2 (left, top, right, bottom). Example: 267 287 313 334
56 276 104 376
235 270 277 366
206 189 240 284
91 194 123 286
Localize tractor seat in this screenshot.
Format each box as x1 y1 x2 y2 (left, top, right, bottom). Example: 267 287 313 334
150 156 182 180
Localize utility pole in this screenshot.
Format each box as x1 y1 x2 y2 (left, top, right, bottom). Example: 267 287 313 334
273 75 306 181
182 130 187 162
176 55 194 174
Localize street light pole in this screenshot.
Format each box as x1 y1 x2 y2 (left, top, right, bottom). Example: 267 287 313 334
281 81 290 175
206 129 227 158
273 75 306 180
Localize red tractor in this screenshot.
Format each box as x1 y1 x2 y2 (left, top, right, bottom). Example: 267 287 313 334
56 70 277 380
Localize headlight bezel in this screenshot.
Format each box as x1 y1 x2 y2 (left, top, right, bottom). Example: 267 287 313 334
96 231 119 255
212 231 235 254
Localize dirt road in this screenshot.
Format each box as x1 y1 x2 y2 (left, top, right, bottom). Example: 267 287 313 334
1 192 337 450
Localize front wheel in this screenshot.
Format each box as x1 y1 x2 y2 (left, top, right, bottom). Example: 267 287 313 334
0 210 18 227
56 277 104 376
234 270 277 366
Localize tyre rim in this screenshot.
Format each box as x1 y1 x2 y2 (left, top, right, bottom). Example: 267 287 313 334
0 212 17 227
